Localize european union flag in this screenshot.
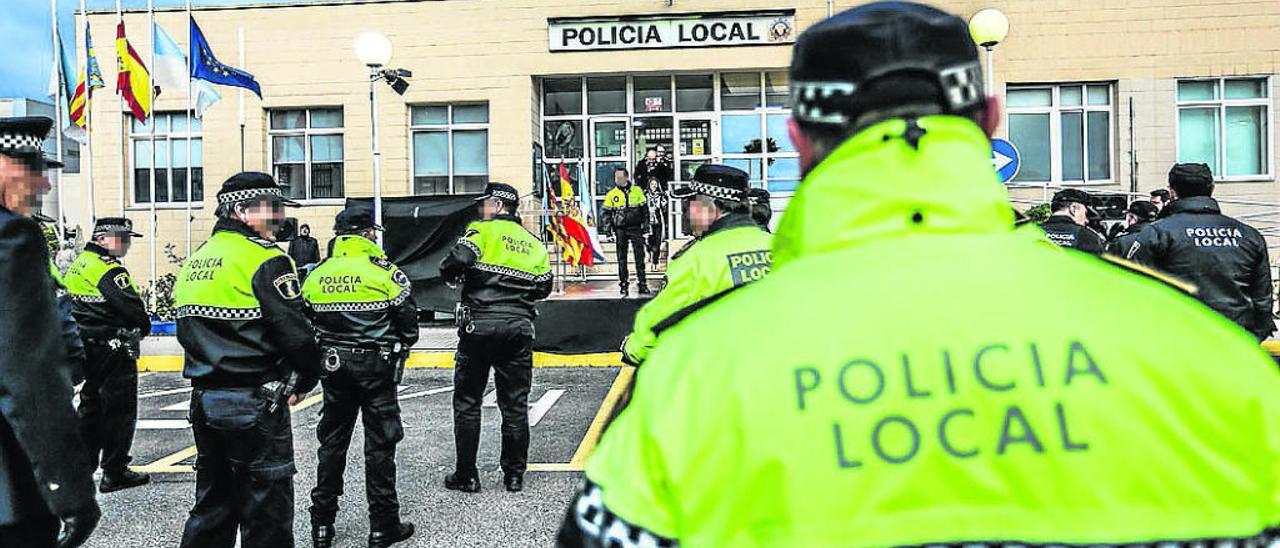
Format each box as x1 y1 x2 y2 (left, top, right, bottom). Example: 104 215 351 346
190 16 262 98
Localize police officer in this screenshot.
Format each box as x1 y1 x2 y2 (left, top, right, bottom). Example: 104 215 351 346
747 187 773 231
63 216 152 493
174 172 322 548
0 116 99 547
1106 200 1159 257
1129 163 1274 340
559 3 1280 545
1039 188 1105 254
621 165 771 366
440 182 552 493
602 168 650 296
304 207 417 548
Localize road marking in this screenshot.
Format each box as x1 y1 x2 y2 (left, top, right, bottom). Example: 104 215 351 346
398 386 453 401
482 390 497 407
161 400 190 412
141 351 624 371
138 419 191 430
527 367 634 473
139 386 192 400
529 389 565 427
133 392 325 474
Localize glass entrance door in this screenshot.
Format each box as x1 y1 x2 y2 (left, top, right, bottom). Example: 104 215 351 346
590 118 629 223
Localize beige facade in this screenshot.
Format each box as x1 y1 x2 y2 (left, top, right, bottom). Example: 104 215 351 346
80 0 1280 288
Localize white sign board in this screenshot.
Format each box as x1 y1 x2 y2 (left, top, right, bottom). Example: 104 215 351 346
549 12 796 52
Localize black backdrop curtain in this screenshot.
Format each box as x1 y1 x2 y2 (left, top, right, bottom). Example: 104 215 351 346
345 195 479 313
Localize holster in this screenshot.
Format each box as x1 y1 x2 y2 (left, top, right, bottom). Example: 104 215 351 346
455 303 473 333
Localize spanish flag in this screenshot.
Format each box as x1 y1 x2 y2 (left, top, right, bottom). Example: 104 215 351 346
115 21 153 122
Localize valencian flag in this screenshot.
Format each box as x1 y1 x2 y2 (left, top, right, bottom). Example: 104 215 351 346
115 21 154 121
545 163 597 267
69 23 106 132
190 16 262 98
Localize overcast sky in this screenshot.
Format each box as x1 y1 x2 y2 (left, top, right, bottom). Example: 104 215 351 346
0 0 306 103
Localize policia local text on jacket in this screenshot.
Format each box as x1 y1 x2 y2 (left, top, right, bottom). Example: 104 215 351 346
62 230 152 491
303 224 418 545
440 200 552 490
561 115 1280 545
1128 195 1274 340
175 212 323 548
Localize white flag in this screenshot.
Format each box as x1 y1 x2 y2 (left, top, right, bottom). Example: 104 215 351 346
194 80 222 118
153 22 188 94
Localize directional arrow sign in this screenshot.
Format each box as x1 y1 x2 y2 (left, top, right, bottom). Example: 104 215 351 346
991 138 1021 183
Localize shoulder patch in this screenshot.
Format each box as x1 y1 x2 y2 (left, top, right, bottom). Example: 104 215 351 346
370 256 394 270
273 272 302 300
393 269 411 289
113 272 132 290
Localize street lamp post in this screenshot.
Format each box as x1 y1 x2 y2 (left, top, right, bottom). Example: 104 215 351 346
353 32 411 248
968 8 1009 96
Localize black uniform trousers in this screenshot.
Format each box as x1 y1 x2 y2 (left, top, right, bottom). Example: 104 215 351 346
181 387 296 548
77 340 139 475
309 348 404 531
453 317 534 477
614 228 647 287
0 514 59 548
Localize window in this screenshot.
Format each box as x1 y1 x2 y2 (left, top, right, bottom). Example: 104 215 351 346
131 113 203 204
1177 77 1270 179
1006 83 1114 184
720 72 800 192
411 103 489 195
269 108 344 200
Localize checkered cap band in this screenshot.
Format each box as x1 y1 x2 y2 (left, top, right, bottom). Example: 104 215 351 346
0 132 43 152
490 190 519 203
94 224 133 235
791 61 985 125
217 187 285 205
71 294 107 304
177 305 263 320
690 181 746 201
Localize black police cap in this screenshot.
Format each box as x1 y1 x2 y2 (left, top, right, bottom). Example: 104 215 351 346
1127 200 1159 222
333 206 382 234
1051 188 1093 210
1169 163 1213 188
0 116 64 171
747 187 771 205
217 172 299 207
475 182 520 205
671 164 750 201
790 2 984 127
94 217 143 237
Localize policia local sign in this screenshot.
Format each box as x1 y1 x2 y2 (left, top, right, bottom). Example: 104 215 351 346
549 10 796 51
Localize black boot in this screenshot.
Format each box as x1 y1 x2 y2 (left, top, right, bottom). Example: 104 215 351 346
637 284 652 295
312 524 335 548
99 469 150 493
620 283 629 297
444 472 481 493
368 522 414 548
504 473 524 492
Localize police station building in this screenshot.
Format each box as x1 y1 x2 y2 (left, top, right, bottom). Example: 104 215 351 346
80 0 1280 287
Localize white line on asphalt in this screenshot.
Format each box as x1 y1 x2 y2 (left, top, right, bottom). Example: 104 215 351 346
138 387 193 400
138 419 190 430
529 389 565 427
482 389 496 407
398 386 454 401
161 400 190 412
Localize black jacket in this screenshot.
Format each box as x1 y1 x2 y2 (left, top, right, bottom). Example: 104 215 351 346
1129 196 1274 340
178 219 323 391
287 235 321 266
0 207 96 525
440 215 553 320
634 158 673 191
1039 214 1105 255
67 243 152 340
1106 221 1153 257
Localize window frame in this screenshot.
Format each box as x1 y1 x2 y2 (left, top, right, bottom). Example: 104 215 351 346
407 103 491 195
266 107 346 204
1174 76 1274 182
1005 82 1116 187
127 112 205 209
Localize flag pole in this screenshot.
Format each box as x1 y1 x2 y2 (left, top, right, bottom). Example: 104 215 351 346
81 0 94 224
116 0 124 217
51 0 66 238
185 0 192 256
147 0 157 305
238 27 245 171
